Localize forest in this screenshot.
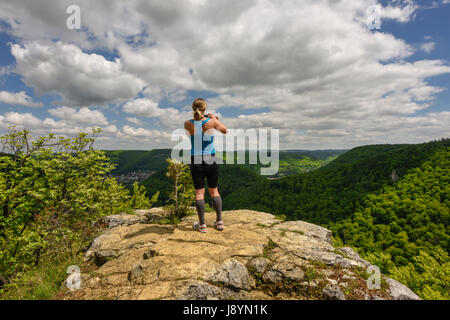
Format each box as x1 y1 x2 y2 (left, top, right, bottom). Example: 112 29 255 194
221 139 450 299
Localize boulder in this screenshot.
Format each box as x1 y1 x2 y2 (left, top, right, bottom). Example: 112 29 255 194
207 259 255 290
385 277 421 300
104 207 169 228
247 257 270 274
322 284 346 300
337 247 372 267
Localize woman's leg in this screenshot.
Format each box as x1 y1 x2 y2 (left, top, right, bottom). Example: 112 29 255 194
194 188 206 225
208 188 222 222
195 188 205 200
208 187 220 198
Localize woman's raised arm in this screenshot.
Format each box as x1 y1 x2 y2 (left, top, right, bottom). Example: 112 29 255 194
209 115 227 134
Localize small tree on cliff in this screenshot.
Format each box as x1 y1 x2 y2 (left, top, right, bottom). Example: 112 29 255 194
165 158 194 223
129 181 159 209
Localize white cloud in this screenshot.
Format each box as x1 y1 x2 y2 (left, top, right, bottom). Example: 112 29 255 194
0 112 42 128
380 1 418 23
126 117 144 126
420 42 436 53
11 41 145 107
0 91 43 107
119 125 173 146
102 125 119 134
0 111 118 140
121 125 164 138
0 0 449 149
123 99 165 118
48 106 108 125
122 98 195 130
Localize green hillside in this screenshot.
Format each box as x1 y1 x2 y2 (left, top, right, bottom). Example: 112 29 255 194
323 144 410 169
103 149 172 175
138 150 345 206
106 149 346 177
222 139 450 299
223 150 346 177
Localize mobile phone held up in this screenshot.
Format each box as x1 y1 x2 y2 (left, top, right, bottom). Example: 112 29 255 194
205 114 219 120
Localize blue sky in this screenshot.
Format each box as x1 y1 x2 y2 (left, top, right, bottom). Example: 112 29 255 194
380 0 450 115
0 0 449 150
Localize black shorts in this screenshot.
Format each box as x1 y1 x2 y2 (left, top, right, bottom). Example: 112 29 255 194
189 155 219 189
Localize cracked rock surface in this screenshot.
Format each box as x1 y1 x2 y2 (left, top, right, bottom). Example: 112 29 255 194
66 209 420 300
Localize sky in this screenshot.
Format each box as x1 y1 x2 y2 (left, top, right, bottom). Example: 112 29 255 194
0 0 449 150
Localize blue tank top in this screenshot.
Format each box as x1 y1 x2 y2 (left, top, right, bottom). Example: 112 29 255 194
190 118 216 156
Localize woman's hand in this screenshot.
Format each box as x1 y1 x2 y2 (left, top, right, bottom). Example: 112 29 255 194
208 114 219 120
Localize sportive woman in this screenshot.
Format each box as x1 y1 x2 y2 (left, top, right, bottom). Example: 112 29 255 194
184 98 228 233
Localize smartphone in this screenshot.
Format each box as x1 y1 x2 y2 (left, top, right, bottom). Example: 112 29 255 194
205 114 219 120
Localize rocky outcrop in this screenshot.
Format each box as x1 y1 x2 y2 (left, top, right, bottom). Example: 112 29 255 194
102 208 168 228
66 209 420 300
385 278 420 300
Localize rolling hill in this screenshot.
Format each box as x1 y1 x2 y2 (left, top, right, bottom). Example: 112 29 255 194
221 138 450 299
104 149 347 177
105 139 449 299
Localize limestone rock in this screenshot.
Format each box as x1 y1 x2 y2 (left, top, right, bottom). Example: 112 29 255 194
179 281 230 300
262 254 306 283
247 257 270 274
63 208 419 300
337 247 372 267
385 277 421 300
322 285 346 300
104 208 169 228
104 214 147 228
207 259 255 290
273 220 332 243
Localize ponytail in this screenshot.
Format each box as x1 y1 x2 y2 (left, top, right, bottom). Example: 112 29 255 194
194 109 203 121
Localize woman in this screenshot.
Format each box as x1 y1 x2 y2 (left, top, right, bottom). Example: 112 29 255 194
184 98 228 233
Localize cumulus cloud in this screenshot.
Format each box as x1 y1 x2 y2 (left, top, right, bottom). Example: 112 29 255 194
380 0 418 23
420 42 436 53
48 106 108 125
122 98 193 130
123 99 167 118
0 91 43 107
0 0 449 149
11 42 145 107
126 117 144 126
117 125 173 147
121 125 170 138
0 112 43 128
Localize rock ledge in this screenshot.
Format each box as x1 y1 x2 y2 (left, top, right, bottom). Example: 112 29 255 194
67 209 420 300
